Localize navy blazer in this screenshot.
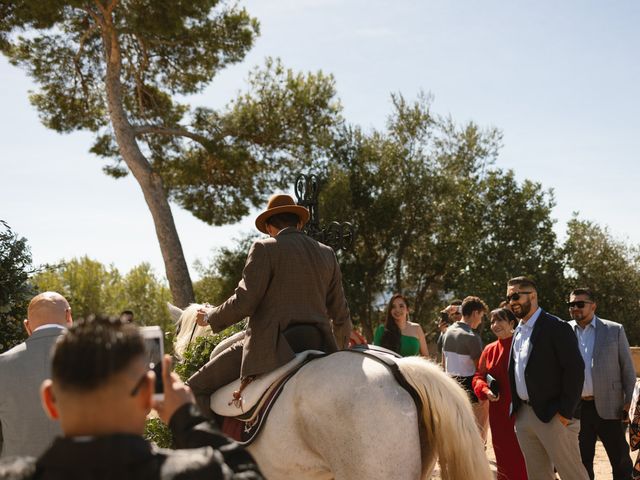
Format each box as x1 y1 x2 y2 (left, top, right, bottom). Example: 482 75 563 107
509 310 585 422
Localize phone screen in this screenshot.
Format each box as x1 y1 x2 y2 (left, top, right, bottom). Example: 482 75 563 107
143 335 164 397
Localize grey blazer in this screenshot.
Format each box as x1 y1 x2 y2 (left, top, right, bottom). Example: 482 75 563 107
0 327 64 458
569 316 636 419
204 228 352 377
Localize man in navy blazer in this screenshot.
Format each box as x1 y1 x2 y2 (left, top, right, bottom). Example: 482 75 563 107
507 276 588 480
568 288 634 480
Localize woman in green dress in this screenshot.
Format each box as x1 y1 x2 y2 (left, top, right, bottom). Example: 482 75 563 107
373 294 429 357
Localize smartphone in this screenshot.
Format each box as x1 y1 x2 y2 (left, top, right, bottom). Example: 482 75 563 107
140 326 164 401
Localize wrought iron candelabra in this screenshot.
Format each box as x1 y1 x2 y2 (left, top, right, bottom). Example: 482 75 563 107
294 173 355 252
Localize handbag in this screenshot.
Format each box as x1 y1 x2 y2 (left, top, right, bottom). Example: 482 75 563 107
486 373 499 396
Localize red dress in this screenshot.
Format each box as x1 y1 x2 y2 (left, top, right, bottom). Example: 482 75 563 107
473 336 527 480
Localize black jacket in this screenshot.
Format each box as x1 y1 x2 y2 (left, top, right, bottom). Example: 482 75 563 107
0 404 262 480
509 310 585 422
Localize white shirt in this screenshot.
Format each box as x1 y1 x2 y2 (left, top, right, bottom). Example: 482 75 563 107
512 307 542 401
574 316 597 397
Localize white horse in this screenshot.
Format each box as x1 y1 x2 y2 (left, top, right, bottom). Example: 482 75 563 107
170 304 492 480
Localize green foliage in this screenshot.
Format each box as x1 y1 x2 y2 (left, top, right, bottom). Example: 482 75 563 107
174 323 245 381
32 257 174 349
0 221 36 352
166 58 342 225
3 1 258 132
144 417 172 449
174 335 217 382
321 93 563 341
563 216 640 344
451 170 567 315
193 234 257 305
32 257 118 319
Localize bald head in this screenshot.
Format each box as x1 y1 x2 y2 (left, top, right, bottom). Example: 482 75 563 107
26 292 72 334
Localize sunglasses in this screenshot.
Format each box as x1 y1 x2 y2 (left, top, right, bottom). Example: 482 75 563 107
506 291 533 302
567 301 593 309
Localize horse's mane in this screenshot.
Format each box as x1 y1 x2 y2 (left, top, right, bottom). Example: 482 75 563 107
173 303 213 360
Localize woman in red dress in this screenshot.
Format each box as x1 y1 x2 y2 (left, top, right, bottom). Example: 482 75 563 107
473 308 527 480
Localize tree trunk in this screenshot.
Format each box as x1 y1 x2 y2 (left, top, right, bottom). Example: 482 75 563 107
101 22 194 307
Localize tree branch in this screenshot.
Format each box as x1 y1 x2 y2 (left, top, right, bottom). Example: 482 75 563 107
134 125 211 147
92 0 108 18
73 21 99 103
82 5 103 26
106 0 120 15
132 34 150 117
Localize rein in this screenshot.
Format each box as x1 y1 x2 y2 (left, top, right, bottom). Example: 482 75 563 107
187 316 199 349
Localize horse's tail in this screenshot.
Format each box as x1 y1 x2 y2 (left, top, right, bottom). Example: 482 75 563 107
397 357 492 480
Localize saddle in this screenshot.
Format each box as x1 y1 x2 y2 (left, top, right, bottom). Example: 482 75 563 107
210 343 422 445
210 349 324 417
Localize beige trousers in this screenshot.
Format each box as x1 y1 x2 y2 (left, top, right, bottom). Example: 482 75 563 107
514 403 588 480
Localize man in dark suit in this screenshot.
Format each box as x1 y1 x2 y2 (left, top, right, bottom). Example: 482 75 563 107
507 276 588 480
0 292 72 458
568 288 634 480
188 194 355 415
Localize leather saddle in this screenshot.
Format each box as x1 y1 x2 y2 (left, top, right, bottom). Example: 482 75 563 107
209 324 328 443
210 349 323 417
208 328 421 445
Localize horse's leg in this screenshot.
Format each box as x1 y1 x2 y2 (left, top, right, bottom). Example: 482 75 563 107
250 352 422 480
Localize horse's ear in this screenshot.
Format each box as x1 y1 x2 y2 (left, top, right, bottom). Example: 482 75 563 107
167 303 184 324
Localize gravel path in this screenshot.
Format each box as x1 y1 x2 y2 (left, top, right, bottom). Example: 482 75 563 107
429 428 632 478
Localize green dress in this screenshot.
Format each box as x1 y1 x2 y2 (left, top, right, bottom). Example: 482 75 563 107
373 324 421 357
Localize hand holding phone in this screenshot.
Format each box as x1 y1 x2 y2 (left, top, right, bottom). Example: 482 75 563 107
141 326 165 401
153 355 195 424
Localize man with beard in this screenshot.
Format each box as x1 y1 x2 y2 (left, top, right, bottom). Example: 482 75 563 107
507 276 588 480
567 288 634 480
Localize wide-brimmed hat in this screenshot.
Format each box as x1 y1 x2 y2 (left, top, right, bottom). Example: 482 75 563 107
255 194 310 234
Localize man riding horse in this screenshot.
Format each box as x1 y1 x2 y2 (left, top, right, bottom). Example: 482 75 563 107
188 193 359 416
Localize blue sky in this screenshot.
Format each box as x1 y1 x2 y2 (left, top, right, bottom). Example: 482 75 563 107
1 0 639 279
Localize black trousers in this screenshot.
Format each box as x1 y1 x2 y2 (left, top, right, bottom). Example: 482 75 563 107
578 399 632 480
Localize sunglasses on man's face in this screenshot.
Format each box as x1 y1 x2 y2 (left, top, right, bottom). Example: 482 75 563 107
567 301 593 309
506 291 533 302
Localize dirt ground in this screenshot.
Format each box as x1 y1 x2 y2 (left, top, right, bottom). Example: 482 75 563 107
429 428 633 479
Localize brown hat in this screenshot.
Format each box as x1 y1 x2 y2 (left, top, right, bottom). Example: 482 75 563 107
255 194 310 234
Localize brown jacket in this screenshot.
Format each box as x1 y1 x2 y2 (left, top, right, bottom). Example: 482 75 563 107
203 228 352 377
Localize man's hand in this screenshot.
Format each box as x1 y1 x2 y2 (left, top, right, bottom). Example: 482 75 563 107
438 320 449 333
195 308 209 327
153 355 195 424
623 402 631 424
349 330 365 346
556 413 570 427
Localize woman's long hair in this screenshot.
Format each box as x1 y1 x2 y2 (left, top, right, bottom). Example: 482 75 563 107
380 293 409 354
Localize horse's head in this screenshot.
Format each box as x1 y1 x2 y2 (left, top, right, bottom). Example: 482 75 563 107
168 302 185 327
168 302 213 360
